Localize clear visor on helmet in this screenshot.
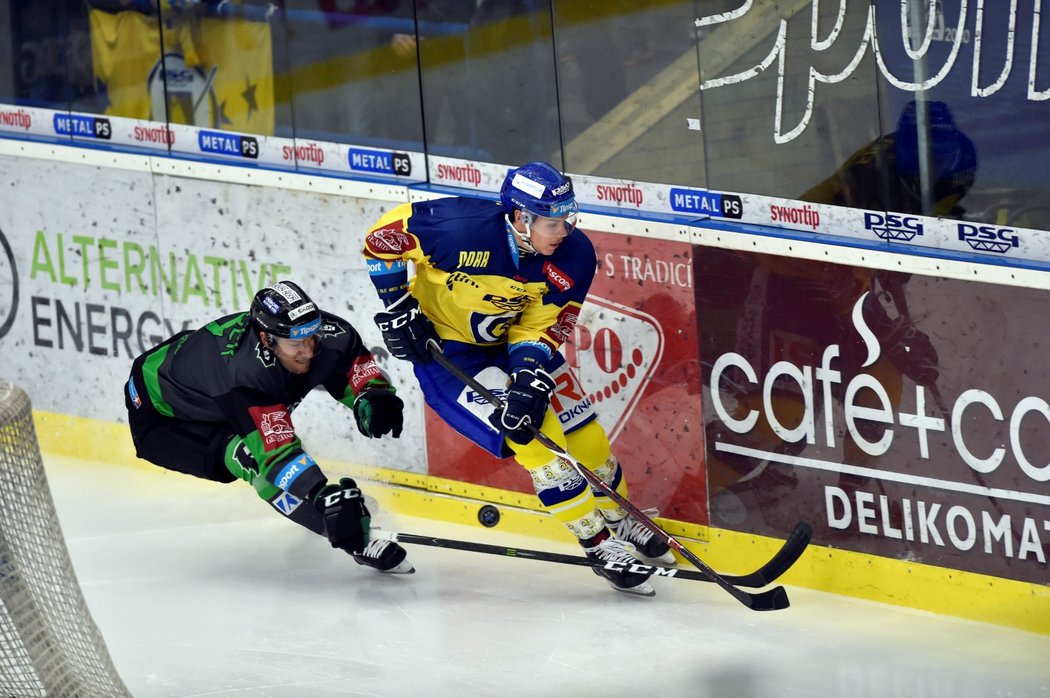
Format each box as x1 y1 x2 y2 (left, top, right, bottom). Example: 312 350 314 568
526 199 579 234
273 333 320 355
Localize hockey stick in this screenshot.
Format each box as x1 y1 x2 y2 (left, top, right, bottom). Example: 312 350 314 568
429 347 794 611
376 521 812 589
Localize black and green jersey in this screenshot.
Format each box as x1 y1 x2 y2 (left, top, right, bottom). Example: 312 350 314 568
127 310 387 500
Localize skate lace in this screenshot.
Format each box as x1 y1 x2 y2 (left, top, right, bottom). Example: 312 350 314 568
587 537 638 564
616 508 660 546
360 538 389 559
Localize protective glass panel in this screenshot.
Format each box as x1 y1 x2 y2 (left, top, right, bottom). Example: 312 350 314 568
868 0 1050 230
418 0 560 166
0 1 1048 233
278 1 423 148
554 0 705 186
6 1 96 111
155 1 289 137
699 1 886 203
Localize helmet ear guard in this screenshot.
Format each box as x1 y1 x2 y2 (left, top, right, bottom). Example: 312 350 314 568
514 209 538 253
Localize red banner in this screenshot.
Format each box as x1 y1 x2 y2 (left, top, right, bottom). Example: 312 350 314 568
696 247 1050 584
425 231 706 524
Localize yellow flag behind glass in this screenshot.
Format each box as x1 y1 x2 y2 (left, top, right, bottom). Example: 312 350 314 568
89 4 274 136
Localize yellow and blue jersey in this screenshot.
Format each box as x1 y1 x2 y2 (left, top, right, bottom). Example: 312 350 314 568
363 197 596 373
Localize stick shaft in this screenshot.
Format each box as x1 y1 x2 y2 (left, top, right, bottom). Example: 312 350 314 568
376 527 809 588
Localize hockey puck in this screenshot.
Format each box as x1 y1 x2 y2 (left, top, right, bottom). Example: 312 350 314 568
478 504 500 528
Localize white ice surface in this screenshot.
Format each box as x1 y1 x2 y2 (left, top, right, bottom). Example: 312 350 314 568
43 455 1050 698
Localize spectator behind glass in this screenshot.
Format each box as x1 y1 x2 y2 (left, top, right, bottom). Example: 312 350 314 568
802 100 978 218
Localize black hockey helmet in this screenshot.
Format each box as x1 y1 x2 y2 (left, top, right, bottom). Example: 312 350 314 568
250 281 322 340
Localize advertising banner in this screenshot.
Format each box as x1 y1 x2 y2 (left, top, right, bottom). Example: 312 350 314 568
0 153 422 470
423 155 1050 266
697 247 1050 584
424 230 707 524
0 105 62 141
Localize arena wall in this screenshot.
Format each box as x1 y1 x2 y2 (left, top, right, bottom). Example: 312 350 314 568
1 138 1046 634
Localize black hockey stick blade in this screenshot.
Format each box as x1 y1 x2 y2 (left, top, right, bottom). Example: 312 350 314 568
721 521 813 588
748 585 790 611
673 543 790 611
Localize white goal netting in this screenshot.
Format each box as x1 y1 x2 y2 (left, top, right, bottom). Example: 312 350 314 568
0 383 130 697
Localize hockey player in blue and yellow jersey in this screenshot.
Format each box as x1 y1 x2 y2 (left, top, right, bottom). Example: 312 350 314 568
363 161 673 596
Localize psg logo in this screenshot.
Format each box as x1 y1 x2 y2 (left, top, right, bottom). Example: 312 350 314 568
146 53 221 128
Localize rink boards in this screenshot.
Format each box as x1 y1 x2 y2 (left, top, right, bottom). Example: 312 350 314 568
0 139 1046 635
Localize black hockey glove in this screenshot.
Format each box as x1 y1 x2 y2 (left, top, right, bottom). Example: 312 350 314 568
313 478 370 554
374 294 440 364
489 368 556 444
354 387 404 438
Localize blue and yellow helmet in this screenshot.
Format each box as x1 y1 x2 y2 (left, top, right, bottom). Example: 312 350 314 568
500 161 578 220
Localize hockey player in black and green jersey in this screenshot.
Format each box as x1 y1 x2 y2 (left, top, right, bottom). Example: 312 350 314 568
123 280 412 573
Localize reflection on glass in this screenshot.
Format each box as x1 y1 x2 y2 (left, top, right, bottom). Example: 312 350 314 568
420 0 558 165
699 248 941 540
802 100 978 218
698 1 880 199
280 0 422 147
414 2 471 158
8 0 95 109
157 1 278 135
555 0 704 185
84 1 164 119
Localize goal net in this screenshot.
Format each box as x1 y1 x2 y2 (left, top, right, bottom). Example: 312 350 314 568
0 383 130 697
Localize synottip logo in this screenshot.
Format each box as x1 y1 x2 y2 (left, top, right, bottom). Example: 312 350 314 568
0 227 18 340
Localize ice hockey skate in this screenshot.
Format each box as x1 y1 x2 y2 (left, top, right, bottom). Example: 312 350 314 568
610 509 676 566
353 539 415 574
581 528 655 597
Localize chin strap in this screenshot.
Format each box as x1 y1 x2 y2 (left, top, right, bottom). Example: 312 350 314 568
507 211 537 254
